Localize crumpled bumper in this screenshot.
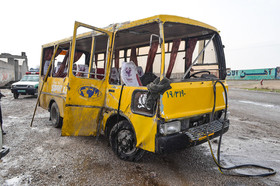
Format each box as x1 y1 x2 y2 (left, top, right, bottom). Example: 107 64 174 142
156 119 229 154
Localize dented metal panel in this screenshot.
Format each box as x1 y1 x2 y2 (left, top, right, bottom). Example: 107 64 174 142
160 81 227 120
61 77 107 136
105 84 158 152
61 21 114 136
39 15 228 156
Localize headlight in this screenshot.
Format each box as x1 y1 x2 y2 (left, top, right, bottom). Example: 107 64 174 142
11 85 16 88
28 85 34 88
160 121 181 135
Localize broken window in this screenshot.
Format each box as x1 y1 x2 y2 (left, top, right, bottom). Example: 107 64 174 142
110 22 160 86
163 22 220 80
41 46 62 77
53 43 71 78
72 27 109 80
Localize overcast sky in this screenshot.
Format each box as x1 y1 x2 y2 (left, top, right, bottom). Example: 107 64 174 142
0 0 279 70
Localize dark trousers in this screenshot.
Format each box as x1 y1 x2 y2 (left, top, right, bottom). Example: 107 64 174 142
0 106 3 131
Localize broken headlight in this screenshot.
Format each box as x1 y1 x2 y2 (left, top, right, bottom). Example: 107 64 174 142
160 121 181 135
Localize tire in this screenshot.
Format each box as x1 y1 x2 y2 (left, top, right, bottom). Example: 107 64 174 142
50 102 63 128
109 120 144 161
13 93 19 99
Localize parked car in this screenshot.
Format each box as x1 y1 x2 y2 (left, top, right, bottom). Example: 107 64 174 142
11 72 39 99
0 128 9 159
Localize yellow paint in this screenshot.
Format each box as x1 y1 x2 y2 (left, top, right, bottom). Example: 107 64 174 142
39 15 226 153
105 85 158 152
62 107 98 136
199 133 214 141
160 81 227 121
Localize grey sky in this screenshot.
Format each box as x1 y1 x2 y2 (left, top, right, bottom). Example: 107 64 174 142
0 0 279 70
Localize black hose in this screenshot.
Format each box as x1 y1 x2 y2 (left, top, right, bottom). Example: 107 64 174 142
117 84 125 123
207 80 276 177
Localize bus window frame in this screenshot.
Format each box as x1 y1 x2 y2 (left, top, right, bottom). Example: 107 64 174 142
69 22 113 82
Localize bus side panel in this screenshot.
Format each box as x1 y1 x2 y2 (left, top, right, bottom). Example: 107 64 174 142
62 107 99 136
39 77 49 110
105 85 158 152
48 77 68 117
130 114 157 152
39 77 67 117
61 76 107 136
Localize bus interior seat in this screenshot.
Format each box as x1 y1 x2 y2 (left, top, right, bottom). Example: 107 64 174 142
121 61 142 86
136 66 144 77
110 67 120 84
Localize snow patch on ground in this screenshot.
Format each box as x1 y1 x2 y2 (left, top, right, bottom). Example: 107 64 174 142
238 100 279 109
4 176 23 185
3 174 32 186
31 127 51 133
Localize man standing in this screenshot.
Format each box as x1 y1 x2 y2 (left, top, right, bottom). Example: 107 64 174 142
0 90 5 135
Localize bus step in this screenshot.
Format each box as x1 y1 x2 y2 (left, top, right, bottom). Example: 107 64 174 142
185 120 229 141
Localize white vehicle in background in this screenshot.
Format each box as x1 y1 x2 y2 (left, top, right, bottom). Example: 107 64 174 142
11 72 39 99
0 127 9 159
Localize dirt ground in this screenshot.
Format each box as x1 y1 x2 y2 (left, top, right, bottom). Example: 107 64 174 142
228 79 280 90
0 85 279 185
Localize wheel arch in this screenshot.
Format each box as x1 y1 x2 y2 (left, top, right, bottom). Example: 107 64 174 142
48 99 56 112
105 114 133 139
108 116 144 161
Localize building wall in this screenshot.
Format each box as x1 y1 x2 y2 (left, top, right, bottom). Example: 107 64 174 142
0 53 28 87
0 59 15 86
227 68 278 80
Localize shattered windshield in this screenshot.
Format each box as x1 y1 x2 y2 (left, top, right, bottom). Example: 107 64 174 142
21 75 39 82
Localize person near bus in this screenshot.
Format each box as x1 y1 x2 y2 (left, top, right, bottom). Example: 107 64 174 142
0 91 6 135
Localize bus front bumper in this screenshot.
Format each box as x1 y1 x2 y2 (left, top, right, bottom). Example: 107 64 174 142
155 119 229 154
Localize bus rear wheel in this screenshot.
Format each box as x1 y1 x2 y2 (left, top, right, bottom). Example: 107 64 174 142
50 102 63 128
109 120 144 162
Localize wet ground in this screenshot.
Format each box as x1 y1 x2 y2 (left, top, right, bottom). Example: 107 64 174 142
0 87 279 185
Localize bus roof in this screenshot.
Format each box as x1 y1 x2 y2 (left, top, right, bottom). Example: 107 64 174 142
116 14 218 32
42 14 218 48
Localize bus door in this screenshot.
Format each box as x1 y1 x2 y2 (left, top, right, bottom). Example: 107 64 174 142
62 22 114 136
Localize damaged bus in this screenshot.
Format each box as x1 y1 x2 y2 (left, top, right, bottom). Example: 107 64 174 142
38 15 229 161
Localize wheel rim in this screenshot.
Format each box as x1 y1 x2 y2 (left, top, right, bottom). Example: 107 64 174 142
117 129 136 155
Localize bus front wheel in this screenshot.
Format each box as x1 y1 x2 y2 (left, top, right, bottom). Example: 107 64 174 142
50 102 63 128
109 120 144 162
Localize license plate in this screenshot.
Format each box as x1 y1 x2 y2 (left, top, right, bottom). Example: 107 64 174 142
18 90 26 93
